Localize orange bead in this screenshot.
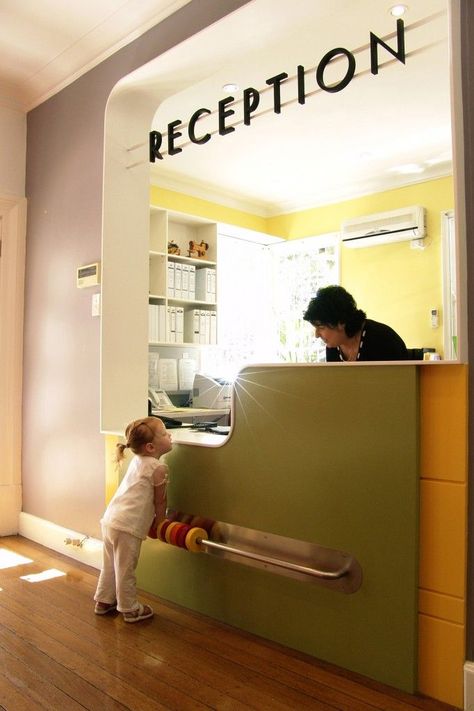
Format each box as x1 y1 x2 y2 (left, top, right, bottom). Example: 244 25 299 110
170 522 184 546
185 527 208 553
165 521 180 544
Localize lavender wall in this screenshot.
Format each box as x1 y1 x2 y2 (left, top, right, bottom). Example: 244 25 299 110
24 0 249 536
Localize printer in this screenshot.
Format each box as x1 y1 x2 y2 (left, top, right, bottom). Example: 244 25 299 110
192 373 232 409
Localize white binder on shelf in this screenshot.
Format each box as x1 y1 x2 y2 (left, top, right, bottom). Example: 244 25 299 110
210 310 217 344
181 263 189 300
188 264 196 300
167 263 175 297
195 267 216 303
148 304 158 342
184 308 201 343
159 304 166 342
199 310 207 344
175 306 184 343
167 306 176 342
174 263 182 299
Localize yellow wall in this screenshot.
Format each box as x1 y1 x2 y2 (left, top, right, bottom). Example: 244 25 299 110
268 176 454 356
150 185 268 234
152 176 454 356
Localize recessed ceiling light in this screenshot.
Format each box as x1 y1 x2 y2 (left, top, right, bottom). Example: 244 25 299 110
222 82 239 93
389 4 408 17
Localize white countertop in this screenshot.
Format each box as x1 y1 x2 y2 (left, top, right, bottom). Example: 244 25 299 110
169 426 231 447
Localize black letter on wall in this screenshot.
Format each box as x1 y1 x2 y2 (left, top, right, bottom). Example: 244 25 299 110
297 65 306 105
168 120 183 156
243 88 260 125
266 72 289 113
149 131 163 161
316 48 356 93
218 96 236 135
188 108 211 145
370 19 405 75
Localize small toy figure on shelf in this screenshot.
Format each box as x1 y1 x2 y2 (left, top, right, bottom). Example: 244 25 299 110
168 240 180 255
188 240 209 258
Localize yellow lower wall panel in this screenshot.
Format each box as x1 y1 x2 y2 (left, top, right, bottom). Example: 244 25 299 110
418 588 464 625
419 365 468 482
419 479 467 598
418 364 467 707
418 614 464 708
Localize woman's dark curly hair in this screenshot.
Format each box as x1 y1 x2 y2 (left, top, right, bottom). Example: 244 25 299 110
303 285 366 337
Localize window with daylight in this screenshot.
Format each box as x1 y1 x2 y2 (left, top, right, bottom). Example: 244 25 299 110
206 232 340 378
201 234 275 380
270 234 340 363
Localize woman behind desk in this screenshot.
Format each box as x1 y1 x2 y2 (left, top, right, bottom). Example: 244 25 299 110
303 285 407 362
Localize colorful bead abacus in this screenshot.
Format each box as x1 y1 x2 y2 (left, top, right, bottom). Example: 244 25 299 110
157 518 209 553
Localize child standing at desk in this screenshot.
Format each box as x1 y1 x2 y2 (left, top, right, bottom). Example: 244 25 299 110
94 417 171 622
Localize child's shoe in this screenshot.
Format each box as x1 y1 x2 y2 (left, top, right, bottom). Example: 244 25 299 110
123 603 154 623
94 601 117 615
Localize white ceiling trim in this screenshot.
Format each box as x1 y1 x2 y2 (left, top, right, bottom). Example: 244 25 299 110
150 169 273 217
152 165 453 218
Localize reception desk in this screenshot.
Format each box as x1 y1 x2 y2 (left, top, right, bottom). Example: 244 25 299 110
136 363 419 693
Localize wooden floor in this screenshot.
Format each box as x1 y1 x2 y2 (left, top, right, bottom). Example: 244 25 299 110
0 536 459 711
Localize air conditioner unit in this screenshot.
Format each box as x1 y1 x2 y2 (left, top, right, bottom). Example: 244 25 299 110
341 205 426 248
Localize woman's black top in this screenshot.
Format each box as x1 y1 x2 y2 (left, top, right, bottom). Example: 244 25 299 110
326 319 407 362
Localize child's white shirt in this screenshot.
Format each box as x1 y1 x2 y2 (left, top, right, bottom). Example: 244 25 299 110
101 454 168 540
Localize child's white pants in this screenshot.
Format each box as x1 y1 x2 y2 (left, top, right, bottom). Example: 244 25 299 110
94 524 142 612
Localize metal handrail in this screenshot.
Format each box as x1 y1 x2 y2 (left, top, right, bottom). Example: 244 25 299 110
199 538 352 580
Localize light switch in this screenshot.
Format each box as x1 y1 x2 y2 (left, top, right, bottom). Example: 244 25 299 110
92 293 101 317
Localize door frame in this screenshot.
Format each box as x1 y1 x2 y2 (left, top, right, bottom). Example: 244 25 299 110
0 194 26 534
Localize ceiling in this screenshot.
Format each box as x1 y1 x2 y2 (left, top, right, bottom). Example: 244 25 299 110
0 0 191 110
0 0 452 216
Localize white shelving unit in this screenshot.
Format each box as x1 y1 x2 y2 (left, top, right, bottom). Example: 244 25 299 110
149 207 218 346
148 208 218 393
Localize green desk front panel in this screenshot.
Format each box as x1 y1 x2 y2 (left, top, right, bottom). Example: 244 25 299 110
138 364 419 692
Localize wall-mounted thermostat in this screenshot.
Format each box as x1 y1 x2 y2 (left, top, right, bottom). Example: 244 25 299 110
77 262 101 288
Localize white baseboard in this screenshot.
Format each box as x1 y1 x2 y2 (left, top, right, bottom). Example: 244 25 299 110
465 661 474 710
18 512 102 570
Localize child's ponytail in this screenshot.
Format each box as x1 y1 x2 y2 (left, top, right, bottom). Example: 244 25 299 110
115 442 129 463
